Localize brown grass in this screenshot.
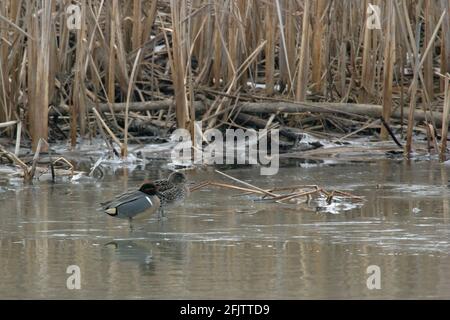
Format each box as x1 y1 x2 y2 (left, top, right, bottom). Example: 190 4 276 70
0 0 448 155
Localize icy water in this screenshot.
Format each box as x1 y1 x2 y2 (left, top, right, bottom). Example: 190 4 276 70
1 159 450 299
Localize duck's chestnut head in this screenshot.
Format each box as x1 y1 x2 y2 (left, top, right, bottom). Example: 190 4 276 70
139 182 159 195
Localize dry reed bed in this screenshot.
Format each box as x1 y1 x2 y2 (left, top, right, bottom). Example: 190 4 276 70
0 0 449 160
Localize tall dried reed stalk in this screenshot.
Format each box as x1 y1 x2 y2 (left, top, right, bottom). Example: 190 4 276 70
0 0 447 153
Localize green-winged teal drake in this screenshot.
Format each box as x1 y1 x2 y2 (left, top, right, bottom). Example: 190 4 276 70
101 182 161 221
154 172 190 210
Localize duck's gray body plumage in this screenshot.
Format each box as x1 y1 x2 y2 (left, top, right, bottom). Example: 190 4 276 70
101 183 161 221
101 173 189 222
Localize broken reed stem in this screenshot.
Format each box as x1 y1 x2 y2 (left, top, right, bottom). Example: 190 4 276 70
214 169 279 198
122 49 142 158
441 77 450 161
170 0 189 130
338 119 380 142
0 120 18 129
333 190 365 201
275 0 294 94
210 182 267 195
29 0 51 152
381 0 395 140
28 138 50 182
189 181 211 193
405 11 447 155
265 2 276 95
234 185 321 197
270 189 324 202
296 0 311 102
53 157 75 176
190 181 268 195
15 121 22 156
0 144 28 172
194 171 365 204
92 107 122 148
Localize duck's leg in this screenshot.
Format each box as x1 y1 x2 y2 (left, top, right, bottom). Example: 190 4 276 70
128 217 134 231
157 206 165 220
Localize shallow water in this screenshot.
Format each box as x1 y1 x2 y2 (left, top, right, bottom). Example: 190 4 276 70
1 159 450 299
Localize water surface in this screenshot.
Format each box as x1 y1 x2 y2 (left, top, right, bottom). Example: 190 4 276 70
1 160 450 299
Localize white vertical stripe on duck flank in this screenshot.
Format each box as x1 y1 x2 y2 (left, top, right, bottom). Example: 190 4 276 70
145 197 153 206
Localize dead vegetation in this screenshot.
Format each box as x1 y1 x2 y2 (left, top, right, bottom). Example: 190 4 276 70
0 0 449 164
190 170 364 208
